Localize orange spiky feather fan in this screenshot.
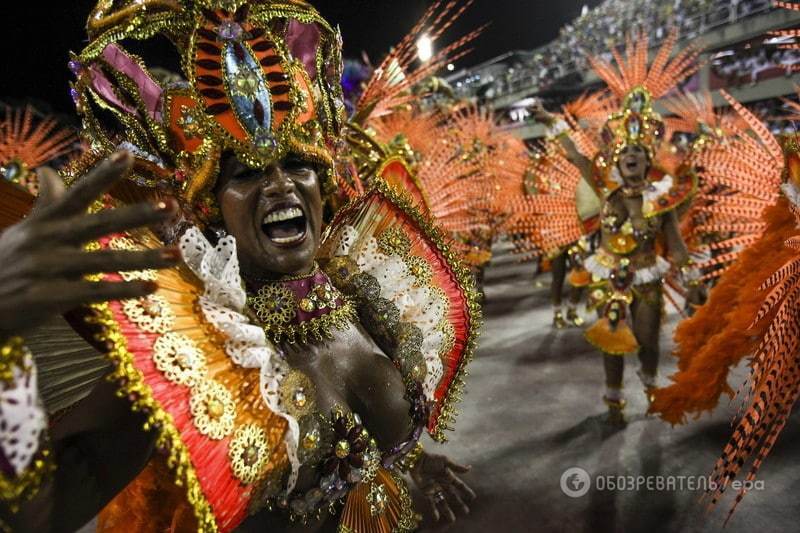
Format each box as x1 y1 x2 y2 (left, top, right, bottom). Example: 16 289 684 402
651 197 797 424
354 0 484 125
0 106 77 193
685 91 784 280
0 106 76 168
560 91 618 161
651 90 787 427
769 1 800 54
0 106 78 229
366 102 526 265
662 91 750 138
586 29 703 101
696 196 800 522
503 142 588 257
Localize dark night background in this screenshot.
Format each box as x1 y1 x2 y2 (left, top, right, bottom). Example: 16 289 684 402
0 1 602 116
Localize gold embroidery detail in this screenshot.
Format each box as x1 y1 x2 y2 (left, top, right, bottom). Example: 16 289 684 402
377 226 411 257
248 284 296 326
406 256 433 286
366 482 388 516
153 333 206 387
279 370 315 419
438 321 456 359
190 379 236 440
122 295 175 334
229 424 270 485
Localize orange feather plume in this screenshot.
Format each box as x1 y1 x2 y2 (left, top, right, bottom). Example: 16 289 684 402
587 29 703 100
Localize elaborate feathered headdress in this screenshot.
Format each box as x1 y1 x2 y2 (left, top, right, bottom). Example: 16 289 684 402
584 30 703 194
72 0 345 218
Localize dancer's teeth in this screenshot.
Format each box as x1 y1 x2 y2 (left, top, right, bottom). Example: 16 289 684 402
262 207 303 224
271 234 305 244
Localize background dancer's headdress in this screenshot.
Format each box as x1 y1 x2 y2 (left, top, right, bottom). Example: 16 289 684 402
72 0 345 219
584 30 703 194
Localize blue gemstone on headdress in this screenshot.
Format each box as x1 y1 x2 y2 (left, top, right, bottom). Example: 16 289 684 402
222 42 273 140
627 117 641 137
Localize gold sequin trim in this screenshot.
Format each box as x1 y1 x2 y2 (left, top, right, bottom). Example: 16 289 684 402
377 226 411 257
406 256 433 286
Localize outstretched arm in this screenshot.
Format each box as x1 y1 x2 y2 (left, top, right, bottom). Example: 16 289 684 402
531 103 593 180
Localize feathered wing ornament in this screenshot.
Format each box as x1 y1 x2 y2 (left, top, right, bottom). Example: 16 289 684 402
356 102 520 268
353 0 483 125
651 94 787 424
685 90 784 280
319 180 481 440
344 1 524 269
769 1 800 57
587 29 703 101
504 142 599 258
0 106 77 193
703 192 800 522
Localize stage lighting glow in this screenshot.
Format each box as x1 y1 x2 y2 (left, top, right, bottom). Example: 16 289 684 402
417 34 433 62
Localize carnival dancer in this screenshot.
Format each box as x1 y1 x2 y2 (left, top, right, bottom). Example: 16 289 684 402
0 1 480 531
528 32 708 424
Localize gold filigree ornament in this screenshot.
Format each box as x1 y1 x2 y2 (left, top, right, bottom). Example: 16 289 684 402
248 284 297 326
438 319 456 359
377 226 412 257
121 294 175 334
153 332 206 387
406 255 433 286
189 378 236 440
366 481 388 517
228 424 270 485
303 282 340 312
279 370 316 419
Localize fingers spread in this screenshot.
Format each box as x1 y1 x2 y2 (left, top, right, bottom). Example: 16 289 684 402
446 485 470 515
446 468 477 501
35 201 175 246
445 457 471 474
438 499 456 523
35 248 180 278
425 493 441 523
20 279 157 316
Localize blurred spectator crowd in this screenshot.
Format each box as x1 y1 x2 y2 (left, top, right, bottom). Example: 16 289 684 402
457 0 774 99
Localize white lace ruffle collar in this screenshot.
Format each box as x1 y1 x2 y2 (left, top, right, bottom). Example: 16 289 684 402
180 227 301 492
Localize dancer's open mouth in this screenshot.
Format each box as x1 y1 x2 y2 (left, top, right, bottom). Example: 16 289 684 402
260 204 308 247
